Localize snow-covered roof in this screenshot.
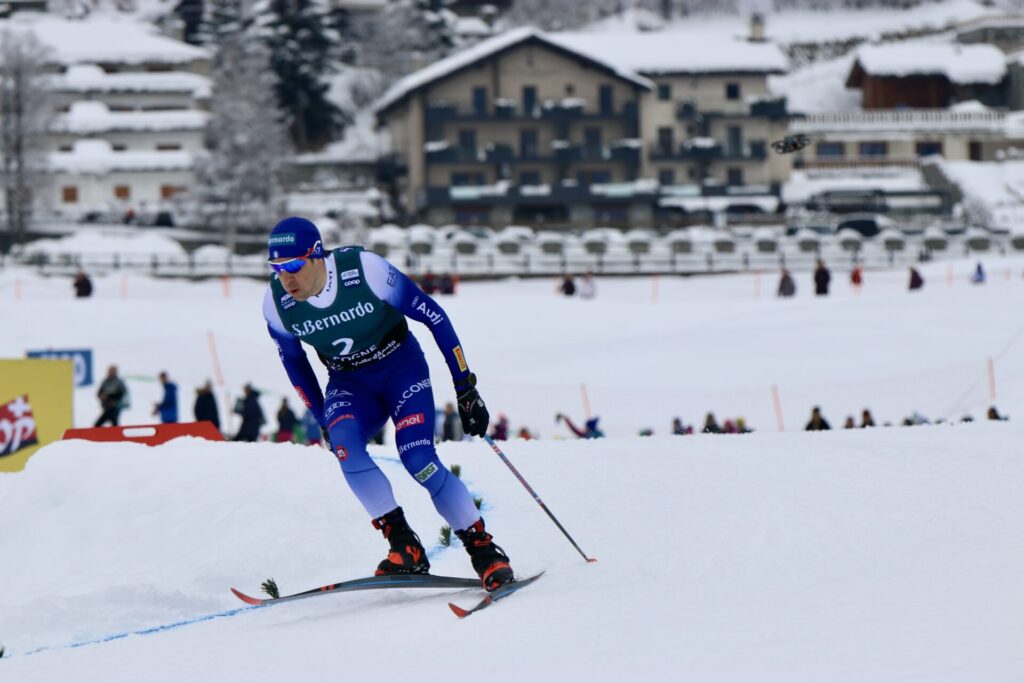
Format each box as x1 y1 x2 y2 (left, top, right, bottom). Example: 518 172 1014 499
52 101 208 134
374 27 652 115
50 139 195 174
53 64 210 95
454 16 492 38
549 31 788 75
0 14 209 66
851 43 1006 85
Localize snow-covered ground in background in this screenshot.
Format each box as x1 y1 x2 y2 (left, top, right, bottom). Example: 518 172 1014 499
1 262 1023 680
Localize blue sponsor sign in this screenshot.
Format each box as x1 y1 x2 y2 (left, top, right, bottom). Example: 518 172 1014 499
26 349 93 387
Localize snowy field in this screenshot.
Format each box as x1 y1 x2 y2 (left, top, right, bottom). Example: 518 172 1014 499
1 257 1024 680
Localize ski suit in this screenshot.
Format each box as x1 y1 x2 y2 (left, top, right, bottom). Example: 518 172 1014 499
263 247 480 532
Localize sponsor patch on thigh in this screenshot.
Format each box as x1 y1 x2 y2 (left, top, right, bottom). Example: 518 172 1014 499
334 444 348 462
395 412 425 431
414 462 438 483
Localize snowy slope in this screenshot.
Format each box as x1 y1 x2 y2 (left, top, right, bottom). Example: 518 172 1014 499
0 426 1022 681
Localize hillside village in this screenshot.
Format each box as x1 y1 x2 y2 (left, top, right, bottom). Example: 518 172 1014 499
1 0 1024 272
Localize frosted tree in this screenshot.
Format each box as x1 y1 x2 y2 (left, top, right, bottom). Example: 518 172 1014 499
196 0 259 59
358 0 456 86
504 0 623 30
197 36 293 252
259 0 347 151
0 30 54 248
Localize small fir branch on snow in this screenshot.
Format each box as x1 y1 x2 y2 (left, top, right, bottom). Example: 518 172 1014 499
439 525 452 546
261 578 280 599
473 496 483 510
450 464 461 478
0 643 5 658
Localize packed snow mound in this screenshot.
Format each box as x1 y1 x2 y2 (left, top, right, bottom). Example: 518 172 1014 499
1 426 1022 681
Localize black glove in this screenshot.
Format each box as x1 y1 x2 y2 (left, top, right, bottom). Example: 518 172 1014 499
455 373 489 438
321 426 333 450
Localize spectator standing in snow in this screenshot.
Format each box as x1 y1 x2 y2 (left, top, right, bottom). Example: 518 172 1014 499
850 265 863 290
861 409 875 428
233 383 265 442
971 261 986 284
73 271 93 298
813 260 831 296
95 365 128 427
153 371 178 423
194 380 220 429
777 268 796 297
908 266 924 291
302 407 322 445
441 402 463 442
276 398 297 442
559 275 576 297
805 406 831 431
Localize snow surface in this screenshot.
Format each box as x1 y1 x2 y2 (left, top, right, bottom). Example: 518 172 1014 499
930 158 1024 231
853 42 1007 85
1 264 1023 680
0 14 208 66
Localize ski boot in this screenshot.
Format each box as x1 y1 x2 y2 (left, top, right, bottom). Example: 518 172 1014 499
372 507 430 575
456 519 514 591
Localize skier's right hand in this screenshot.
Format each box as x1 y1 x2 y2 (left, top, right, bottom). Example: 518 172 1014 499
321 426 333 450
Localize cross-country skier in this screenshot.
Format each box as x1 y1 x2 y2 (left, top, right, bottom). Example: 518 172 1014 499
262 217 514 591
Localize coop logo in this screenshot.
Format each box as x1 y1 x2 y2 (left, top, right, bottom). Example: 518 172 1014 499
395 412 425 432
0 395 39 459
393 379 431 416
334 444 348 462
290 301 376 337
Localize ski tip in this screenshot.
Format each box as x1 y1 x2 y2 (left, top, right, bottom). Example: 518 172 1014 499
586 557 598 563
448 601 472 618
231 587 264 606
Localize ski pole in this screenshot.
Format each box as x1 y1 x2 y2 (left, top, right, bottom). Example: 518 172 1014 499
482 434 597 563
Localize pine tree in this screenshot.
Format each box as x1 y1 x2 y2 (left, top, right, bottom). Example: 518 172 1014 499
197 32 292 251
260 0 347 151
0 30 53 249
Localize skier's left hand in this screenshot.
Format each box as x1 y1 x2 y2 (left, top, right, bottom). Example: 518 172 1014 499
455 373 489 437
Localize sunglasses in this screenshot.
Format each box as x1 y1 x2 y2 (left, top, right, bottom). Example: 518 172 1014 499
269 244 319 274
269 258 307 274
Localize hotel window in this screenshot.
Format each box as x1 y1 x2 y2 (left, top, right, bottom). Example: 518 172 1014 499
916 141 943 157
657 127 674 155
658 169 675 186
657 84 672 101
62 186 78 203
725 82 740 100
114 185 131 200
816 142 844 157
156 143 182 151
519 171 541 185
858 141 888 157
472 86 487 115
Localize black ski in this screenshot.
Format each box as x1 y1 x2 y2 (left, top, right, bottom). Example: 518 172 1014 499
232 573 481 606
448 571 545 618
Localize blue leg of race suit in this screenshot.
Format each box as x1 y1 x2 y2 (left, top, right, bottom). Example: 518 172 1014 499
323 381 398 519
324 340 479 532
386 350 480 532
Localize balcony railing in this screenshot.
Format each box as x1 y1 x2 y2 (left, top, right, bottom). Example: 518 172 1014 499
425 99 639 124
791 109 1006 134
